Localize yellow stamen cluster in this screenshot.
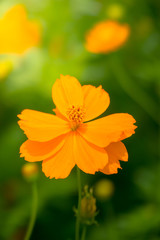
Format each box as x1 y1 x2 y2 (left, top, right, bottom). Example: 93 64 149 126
67 105 85 130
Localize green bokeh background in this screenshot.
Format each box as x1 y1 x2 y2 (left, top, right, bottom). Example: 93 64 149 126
0 0 159 239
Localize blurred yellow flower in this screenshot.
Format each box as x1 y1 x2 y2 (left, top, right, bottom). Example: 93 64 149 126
22 163 39 181
85 20 130 54
0 59 13 80
94 179 114 200
0 5 40 54
106 4 125 20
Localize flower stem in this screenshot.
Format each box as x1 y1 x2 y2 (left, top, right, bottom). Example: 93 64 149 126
75 166 82 240
109 54 160 125
81 225 87 240
24 182 38 240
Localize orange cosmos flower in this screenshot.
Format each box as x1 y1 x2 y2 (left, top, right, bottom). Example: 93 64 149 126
18 75 136 179
85 20 130 53
0 5 40 54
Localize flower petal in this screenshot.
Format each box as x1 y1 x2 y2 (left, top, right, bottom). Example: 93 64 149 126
102 160 121 174
18 109 70 142
73 132 108 174
20 135 66 162
42 133 75 179
0 5 40 54
100 141 128 174
78 113 137 147
52 75 83 119
82 85 110 121
53 108 68 121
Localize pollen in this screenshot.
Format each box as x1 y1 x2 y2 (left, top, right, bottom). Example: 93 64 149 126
66 105 85 130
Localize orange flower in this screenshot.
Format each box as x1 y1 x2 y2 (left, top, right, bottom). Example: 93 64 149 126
85 20 130 53
0 5 40 54
18 75 136 179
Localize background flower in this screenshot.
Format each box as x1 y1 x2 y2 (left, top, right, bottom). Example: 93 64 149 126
0 4 40 54
85 20 130 53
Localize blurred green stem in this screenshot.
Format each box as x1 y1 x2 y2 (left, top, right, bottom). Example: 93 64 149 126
75 166 82 240
109 54 159 125
24 182 38 240
81 225 87 240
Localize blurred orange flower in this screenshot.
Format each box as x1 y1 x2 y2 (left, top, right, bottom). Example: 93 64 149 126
18 75 136 179
0 5 40 54
85 20 130 53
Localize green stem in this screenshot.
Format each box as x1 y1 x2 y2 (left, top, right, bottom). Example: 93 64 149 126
24 182 38 240
75 166 82 240
109 54 160 125
81 225 87 240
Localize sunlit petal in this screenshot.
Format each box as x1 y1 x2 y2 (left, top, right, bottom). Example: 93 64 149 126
18 109 70 142
82 85 110 121
78 113 136 147
52 75 83 119
101 141 128 174
42 133 75 179
74 132 108 174
20 135 66 162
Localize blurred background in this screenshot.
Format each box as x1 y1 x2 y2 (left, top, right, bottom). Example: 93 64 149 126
0 0 159 239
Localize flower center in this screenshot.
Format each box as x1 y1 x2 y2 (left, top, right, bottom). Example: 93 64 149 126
66 105 85 130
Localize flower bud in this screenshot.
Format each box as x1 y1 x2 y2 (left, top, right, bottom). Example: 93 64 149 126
94 179 114 201
21 163 39 182
80 186 97 225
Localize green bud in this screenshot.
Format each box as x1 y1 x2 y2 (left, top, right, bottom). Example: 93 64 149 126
80 186 98 225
